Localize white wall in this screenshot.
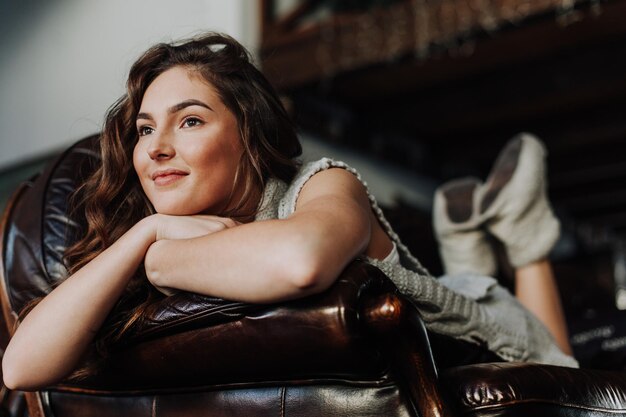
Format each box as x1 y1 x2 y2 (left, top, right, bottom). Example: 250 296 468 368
0 0 260 169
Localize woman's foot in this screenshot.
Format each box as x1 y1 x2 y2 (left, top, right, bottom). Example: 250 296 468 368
433 177 497 276
433 133 560 274
479 133 560 268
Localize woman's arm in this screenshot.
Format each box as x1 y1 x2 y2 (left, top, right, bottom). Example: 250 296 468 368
2 218 157 391
2 168 376 389
145 168 374 302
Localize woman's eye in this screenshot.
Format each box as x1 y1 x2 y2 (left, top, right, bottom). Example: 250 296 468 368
182 117 203 128
138 126 154 136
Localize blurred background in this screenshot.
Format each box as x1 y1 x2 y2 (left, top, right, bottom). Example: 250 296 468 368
2 0 626 368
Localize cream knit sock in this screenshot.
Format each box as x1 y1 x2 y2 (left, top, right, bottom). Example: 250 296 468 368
433 177 497 276
479 133 560 268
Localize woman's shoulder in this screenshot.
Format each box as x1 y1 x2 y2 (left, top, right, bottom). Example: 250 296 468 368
278 157 369 218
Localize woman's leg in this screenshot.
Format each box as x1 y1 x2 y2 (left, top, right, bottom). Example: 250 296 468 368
434 133 574 355
479 133 572 354
515 259 573 355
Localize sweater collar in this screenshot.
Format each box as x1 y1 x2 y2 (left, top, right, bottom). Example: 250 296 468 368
254 177 288 221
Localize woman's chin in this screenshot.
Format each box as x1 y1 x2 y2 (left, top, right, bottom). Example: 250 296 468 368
150 199 224 216
153 205 199 216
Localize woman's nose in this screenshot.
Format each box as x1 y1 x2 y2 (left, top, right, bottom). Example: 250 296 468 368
147 132 175 160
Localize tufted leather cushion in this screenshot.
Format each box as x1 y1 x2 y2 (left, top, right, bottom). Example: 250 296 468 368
3 135 98 317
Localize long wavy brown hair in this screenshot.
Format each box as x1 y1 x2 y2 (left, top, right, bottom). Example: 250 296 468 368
31 33 302 378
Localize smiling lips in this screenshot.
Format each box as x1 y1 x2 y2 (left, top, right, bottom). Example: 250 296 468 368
151 168 189 186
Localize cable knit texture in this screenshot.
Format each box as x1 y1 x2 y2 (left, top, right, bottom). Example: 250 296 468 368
263 157 578 368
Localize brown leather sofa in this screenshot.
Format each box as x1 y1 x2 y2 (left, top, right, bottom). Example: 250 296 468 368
2 135 626 417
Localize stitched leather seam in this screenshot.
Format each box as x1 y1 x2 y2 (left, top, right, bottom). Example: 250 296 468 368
53 376 395 395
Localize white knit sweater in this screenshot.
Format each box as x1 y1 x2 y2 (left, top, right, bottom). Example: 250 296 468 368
255 158 578 368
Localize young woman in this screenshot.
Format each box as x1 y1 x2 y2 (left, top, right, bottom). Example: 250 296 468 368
2 33 577 391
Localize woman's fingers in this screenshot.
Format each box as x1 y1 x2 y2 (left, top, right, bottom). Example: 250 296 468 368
154 214 240 240
198 215 240 229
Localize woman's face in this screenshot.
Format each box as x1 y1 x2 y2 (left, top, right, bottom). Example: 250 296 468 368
133 66 243 215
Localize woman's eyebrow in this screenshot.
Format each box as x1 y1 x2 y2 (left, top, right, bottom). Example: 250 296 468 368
167 99 213 114
136 112 153 121
136 99 213 122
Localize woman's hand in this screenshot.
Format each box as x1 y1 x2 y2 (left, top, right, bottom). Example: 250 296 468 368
152 213 240 241
145 214 240 295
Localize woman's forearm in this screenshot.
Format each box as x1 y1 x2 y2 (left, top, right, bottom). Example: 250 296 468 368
145 199 370 303
2 217 156 390
146 220 317 302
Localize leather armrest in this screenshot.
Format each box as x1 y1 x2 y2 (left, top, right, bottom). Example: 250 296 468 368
122 259 390 345
441 362 626 416
57 261 409 393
